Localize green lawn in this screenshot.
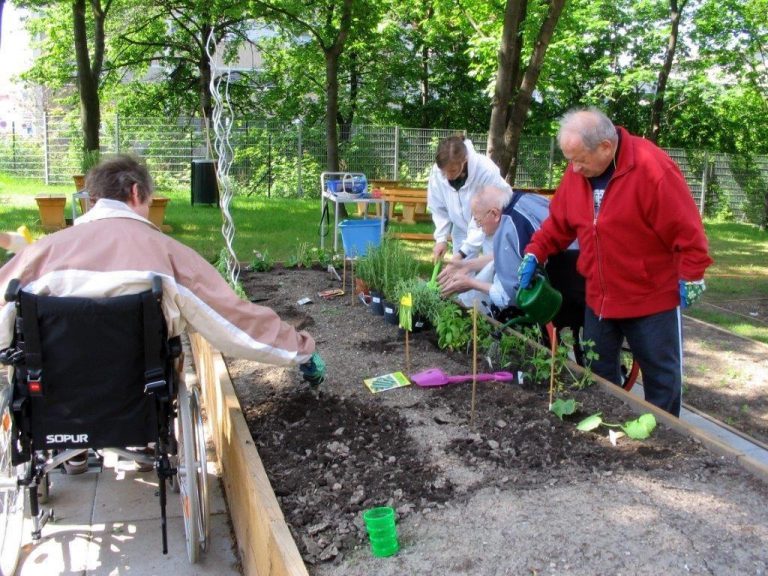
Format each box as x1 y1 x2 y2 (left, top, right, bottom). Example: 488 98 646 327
1 175 766 343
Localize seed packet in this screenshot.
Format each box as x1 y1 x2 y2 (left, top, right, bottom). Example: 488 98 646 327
363 371 411 394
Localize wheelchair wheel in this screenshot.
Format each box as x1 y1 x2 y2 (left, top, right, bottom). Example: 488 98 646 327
189 386 210 549
177 381 209 563
620 344 640 391
0 401 26 576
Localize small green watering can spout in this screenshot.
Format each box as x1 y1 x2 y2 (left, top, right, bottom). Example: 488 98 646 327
426 260 442 291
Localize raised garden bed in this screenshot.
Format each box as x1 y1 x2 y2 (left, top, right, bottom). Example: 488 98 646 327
224 266 768 575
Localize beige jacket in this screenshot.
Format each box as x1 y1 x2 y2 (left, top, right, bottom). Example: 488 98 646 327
0 199 315 365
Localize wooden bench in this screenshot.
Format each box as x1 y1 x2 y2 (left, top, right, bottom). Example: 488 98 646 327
368 180 429 225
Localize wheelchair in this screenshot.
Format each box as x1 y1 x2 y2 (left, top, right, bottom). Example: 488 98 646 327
0 276 210 574
493 250 639 390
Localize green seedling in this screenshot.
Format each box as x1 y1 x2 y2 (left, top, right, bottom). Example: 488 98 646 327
576 412 657 440
250 250 274 272
550 398 579 420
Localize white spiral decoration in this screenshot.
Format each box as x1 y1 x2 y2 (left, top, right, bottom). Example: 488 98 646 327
206 29 239 287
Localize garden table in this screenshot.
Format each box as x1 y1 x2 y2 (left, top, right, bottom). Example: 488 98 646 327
320 172 385 252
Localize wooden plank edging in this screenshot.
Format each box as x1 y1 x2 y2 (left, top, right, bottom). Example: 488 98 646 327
189 332 309 576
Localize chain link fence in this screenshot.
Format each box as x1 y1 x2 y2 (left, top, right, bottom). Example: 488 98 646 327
0 113 765 224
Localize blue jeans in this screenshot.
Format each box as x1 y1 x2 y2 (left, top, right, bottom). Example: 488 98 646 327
584 307 683 416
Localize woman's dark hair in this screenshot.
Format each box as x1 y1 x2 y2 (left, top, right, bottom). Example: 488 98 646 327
85 154 154 203
435 135 467 169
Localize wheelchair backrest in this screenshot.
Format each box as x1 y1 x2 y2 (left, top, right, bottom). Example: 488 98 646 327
11 283 173 450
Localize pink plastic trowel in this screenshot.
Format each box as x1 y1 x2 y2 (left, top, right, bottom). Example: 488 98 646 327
410 368 515 388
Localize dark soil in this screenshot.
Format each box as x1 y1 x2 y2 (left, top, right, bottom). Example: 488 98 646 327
226 266 768 574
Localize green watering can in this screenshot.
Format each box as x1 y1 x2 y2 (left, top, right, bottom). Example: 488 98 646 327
495 269 562 334
515 269 562 325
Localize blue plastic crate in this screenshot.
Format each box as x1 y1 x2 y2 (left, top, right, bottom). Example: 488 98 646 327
339 219 383 257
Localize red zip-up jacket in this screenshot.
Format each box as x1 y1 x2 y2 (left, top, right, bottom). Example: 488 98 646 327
525 127 713 319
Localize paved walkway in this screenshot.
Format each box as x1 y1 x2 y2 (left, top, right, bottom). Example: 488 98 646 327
13 450 241 575
629 382 768 468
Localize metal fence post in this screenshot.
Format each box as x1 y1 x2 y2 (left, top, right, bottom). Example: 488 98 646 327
43 112 50 185
115 113 120 153
12 122 16 171
547 136 555 188
393 125 400 180
699 152 709 216
296 118 303 197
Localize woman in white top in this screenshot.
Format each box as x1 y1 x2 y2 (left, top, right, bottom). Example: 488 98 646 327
427 135 512 263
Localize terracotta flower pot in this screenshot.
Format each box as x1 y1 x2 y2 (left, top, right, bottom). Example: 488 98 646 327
35 195 67 232
148 196 170 229
72 174 86 191
355 277 369 296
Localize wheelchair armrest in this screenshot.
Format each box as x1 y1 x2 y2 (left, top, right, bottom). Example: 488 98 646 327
4 279 21 303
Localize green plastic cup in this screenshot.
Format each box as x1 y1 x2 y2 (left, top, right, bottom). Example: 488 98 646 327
370 537 399 557
363 506 395 530
363 506 399 557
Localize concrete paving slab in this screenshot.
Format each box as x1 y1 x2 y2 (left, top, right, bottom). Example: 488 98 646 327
13 454 241 575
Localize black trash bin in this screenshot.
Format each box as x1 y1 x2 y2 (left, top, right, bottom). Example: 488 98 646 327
191 160 219 206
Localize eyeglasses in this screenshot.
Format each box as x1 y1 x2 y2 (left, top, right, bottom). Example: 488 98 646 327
473 209 495 224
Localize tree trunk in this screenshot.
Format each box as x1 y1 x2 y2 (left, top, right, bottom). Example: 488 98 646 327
323 0 353 172
487 0 527 173
489 0 566 183
72 0 107 159
337 51 359 144
649 0 685 143
325 51 340 172
199 24 214 122
418 5 433 129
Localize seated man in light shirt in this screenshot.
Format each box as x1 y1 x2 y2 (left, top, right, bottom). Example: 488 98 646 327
438 185 550 314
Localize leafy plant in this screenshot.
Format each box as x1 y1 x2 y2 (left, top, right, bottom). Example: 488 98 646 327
286 241 314 268
355 238 419 300
576 412 657 441
550 398 579 420
80 149 101 174
435 301 473 351
393 276 443 325
435 301 494 352
250 250 274 272
214 248 247 299
312 246 339 268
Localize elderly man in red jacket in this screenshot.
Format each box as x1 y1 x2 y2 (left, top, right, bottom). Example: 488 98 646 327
518 107 712 416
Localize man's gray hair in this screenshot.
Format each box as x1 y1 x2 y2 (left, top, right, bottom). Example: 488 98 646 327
474 185 513 211
558 107 618 151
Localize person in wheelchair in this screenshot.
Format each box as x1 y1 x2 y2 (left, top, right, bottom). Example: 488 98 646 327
0 154 328 562
519 107 713 417
437 184 550 315
0 154 324 385
438 185 583 359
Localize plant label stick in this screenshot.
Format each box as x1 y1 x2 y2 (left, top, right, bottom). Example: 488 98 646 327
470 299 479 427
549 327 557 409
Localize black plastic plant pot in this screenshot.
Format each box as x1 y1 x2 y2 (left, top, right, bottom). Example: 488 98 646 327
382 301 399 325
369 291 385 315
412 316 430 333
